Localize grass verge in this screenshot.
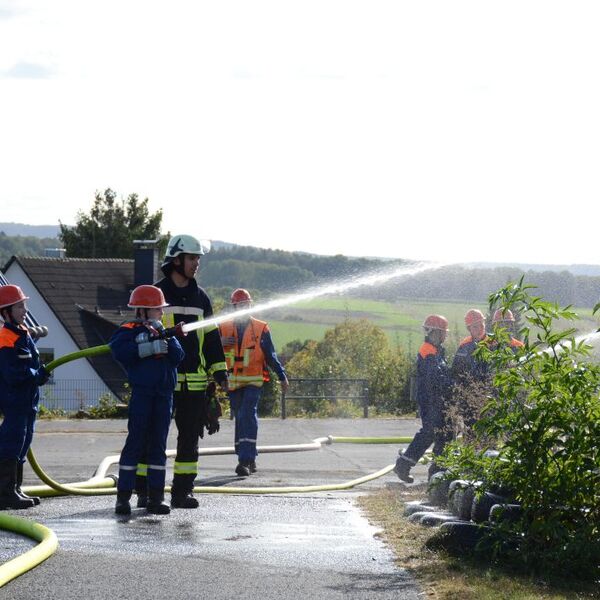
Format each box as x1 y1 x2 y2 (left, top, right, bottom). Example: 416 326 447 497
358 485 599 600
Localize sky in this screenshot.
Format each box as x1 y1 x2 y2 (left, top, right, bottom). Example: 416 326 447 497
1 1 599 266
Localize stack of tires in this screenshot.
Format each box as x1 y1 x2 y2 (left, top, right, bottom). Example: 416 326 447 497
403 472 521 552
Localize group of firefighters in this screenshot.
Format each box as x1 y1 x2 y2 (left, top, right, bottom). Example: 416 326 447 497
393 307 523 484
0 234 523 514
0 234 288 514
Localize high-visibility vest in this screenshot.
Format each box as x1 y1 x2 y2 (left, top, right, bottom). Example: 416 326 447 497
219 318 268 391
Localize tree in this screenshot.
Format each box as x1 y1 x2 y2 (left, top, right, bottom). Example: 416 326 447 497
285 319 412 414
59 189 165 258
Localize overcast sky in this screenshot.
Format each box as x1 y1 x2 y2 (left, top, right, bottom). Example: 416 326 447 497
1 1 599 265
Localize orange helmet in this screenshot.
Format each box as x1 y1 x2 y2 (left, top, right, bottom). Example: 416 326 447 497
231 288 252 305
0 285 29 310
492 308 515 323
465 309 485 328
422 314 449 332
128 285 169 308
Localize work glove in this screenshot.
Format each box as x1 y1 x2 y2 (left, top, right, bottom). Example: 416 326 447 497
137 339 168 359
36 365 50 386
202 382 222 435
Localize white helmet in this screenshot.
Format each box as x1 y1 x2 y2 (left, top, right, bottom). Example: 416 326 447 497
164 234 211 260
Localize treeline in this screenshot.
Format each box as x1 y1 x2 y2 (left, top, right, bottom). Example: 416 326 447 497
201 245 404 292
362 265 600 308
0 231 60 266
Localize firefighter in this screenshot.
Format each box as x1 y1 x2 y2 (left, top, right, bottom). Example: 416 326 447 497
394 314 451 483
110 285 184 515
219 289 289 476
451 309 490 383
137 234 229 509
491 308 524 351
0 285 49 510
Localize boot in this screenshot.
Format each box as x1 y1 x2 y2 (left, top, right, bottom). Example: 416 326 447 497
248 461 257 474
146 489 170 515
393 454 414 484
171 473 199 509
135 475 148 508
0 459 35 510
115 490 132 515
235 462 250 477
16 462 40 506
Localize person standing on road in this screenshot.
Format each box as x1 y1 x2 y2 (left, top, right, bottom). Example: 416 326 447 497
110 285 184 516
0 285 50 510
394 314 452 483
219 288 289 476
137 235 229 509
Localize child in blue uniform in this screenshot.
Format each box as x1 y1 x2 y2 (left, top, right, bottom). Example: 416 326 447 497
0 285 49 510
110 285 184 515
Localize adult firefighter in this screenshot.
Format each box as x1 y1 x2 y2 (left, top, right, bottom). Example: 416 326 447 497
136 235 229 509
394 314 451 483
0 285 49 510
219 288 289 476
110 285 184 515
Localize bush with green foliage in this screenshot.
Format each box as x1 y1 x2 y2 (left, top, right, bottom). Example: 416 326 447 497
285 319 412 415
440 278 600 581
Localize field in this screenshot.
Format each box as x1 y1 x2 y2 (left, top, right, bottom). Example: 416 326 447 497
261 296 600 355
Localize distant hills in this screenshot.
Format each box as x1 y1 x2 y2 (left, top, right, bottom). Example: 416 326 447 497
2 222 599 277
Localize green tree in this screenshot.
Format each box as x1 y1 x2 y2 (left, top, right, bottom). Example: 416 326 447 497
285 319 412 414
59 189 165 258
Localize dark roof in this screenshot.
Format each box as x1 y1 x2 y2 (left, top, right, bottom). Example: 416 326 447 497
3 256 138 397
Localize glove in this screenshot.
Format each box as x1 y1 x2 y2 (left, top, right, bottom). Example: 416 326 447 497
135 332 150 344
138 339 168 358
205 397 222 435
36 366 50 386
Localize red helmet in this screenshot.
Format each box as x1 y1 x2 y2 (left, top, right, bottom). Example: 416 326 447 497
128 285 169 308
492 308 515 323
0 285 29 310
422 314 449 332
465 309 485 328
231 288 252 305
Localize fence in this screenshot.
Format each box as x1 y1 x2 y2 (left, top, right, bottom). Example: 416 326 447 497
280 378 369 419
39 379 127 413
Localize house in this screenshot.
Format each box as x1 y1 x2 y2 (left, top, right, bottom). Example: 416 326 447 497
1 242 159 411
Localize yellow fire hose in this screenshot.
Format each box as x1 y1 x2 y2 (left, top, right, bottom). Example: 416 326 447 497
1 343 415 587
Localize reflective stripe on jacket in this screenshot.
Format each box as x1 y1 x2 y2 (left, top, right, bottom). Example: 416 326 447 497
220 318 268 390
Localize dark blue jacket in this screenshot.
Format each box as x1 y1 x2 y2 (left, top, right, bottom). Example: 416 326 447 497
109 322 184 391
451 335 491 384
0 323 45 412
415 341 451 407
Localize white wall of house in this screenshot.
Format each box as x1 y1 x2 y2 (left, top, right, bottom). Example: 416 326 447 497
3 262 114 410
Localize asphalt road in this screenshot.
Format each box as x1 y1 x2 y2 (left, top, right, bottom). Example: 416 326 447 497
0 418 426 600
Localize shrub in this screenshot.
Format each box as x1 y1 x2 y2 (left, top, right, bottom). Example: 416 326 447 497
440 278 600 581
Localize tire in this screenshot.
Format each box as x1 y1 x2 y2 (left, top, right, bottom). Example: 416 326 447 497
434 521 493 554
489 503 522 524
471 491 507 523
427 472 451 507
404 501 438 517
448 480 469 517
419 512 464 527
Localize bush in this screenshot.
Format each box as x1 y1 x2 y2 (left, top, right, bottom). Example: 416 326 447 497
440 278 600 581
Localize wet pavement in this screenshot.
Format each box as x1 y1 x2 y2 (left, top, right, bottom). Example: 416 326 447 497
0 418 426 599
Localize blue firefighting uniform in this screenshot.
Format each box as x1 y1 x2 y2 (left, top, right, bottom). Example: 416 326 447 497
223 319 286 464
0 323 46 462
402 340 452 466
109 321 184 492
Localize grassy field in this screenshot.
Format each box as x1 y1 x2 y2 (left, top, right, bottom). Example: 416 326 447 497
263 296 600 355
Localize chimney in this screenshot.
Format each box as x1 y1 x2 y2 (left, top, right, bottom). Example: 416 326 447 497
133 240 159 286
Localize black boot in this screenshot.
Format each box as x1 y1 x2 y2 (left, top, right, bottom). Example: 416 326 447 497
146 489 170 515
16 462 40 506
235 462 250 477
135 475 148 508
393 454 414 484
171 474 199 509
115 490 132 515
0 459 35 510
248 461 257 474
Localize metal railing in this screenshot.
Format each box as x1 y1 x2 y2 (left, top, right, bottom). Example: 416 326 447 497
280 378 369 419
39 379 127 413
